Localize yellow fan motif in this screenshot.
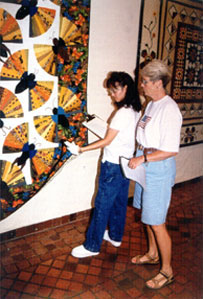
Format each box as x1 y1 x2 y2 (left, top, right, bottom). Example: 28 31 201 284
58 86 81 111
0 87 23 118
33 44 57 76
34 17 82 76
59 17 82 46
29 81 54 111
32 148 55 176
3 122 28 153
30 7 56 37
0 8 23 42
34 115 57 142
0 160 25 186
0 49 28 80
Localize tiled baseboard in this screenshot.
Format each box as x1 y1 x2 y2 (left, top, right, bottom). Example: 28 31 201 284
0 209 92 244
0 177 201 243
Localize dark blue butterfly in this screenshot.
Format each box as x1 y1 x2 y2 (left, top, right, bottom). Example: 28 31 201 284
15 71 37 94
11 142 37 172
52 107 69 129
16 0 38 20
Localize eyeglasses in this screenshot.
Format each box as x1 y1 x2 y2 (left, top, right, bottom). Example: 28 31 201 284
141 79 151 85
108 86 122 95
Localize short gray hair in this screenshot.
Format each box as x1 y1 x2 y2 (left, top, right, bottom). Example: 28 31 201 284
140 59 171 88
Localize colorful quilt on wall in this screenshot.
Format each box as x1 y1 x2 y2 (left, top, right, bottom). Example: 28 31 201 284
0 0 90 220
160 0 203 147
171 22 202 146
136 0 203 147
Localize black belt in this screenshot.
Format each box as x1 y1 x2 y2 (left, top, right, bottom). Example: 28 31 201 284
137 143 157 154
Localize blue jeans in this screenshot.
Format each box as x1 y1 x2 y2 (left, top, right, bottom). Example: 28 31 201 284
84 161 130 252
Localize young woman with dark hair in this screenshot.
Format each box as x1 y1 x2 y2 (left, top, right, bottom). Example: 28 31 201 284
70 71 141 258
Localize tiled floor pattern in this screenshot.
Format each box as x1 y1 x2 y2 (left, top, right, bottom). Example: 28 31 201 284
0 178 202 298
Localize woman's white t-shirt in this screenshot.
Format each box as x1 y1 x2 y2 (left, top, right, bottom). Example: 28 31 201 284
102 107 141 164
136 95 182 152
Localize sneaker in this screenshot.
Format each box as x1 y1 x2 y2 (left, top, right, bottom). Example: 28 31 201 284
103 230 121 247
71 245 99 258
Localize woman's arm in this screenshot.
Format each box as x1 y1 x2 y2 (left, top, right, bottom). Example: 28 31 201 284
128 150 177 169
80 128 119 153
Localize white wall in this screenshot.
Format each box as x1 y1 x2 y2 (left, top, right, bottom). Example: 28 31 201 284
175 144 203 184
87 0 141 121
0 0 142 233
0 0 202 234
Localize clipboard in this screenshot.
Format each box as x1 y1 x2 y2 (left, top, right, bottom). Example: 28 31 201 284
83 114 108 139
120 156 146 189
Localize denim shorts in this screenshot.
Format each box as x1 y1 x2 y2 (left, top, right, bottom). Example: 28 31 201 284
133 150 176 225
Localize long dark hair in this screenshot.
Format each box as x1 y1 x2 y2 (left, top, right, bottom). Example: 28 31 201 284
106 71 141 112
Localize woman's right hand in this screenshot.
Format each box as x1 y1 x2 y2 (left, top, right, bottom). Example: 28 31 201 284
64 141 80 155
128 156 144 169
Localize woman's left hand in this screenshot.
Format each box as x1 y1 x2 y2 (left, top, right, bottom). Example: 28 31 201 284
128 156 144 169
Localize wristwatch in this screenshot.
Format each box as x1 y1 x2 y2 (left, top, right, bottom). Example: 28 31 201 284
144 153 148 163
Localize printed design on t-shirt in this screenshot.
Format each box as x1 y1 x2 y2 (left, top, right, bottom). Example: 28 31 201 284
138 115 151 129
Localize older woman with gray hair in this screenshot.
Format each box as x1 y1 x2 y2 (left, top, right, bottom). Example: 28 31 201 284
129 59 182 290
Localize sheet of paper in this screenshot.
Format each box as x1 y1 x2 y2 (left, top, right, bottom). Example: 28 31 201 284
120 157 146 189
83 115 108 139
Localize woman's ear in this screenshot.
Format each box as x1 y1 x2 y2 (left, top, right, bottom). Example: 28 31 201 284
155 80 163 89
123 84 128 92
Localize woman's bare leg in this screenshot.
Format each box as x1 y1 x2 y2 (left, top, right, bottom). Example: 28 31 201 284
132 225 159 263
152 223 172 273
146 225 159 258
146 223 173 288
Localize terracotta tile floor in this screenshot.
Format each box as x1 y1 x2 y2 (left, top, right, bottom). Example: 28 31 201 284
0 178 202 298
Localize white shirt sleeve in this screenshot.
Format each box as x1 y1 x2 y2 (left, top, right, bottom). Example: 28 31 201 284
159 102 182 152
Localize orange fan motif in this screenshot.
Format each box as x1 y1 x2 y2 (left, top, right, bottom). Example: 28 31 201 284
0 86 24 118
0 49 28 80
0 8 23 43
29 80 54 111
34 17 83 76
2 0 56 38
34 86 81 142
31 148 55 178
3 122 28 153
28 6 55 38
58 85 81 111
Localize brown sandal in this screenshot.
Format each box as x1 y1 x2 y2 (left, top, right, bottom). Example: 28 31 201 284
131 253 159 265
145 270 174 290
